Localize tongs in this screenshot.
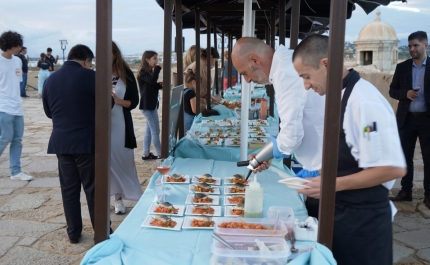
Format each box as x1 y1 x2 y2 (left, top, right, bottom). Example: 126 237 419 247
212 233 235 250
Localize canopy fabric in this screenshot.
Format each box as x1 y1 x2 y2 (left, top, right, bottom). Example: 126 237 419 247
155 0 406 38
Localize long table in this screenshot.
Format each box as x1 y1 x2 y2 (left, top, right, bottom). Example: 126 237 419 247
175 115 280 162
81 158 340 265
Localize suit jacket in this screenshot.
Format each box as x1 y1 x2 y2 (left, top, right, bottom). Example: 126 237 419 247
389 56 430 128
138 66 162 110
42 61 96 154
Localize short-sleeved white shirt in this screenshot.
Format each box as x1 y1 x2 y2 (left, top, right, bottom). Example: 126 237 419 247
0 55 23 116
343 78 406 189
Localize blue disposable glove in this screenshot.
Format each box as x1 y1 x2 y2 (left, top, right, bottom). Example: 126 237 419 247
270 135 290 159
296 169 320 178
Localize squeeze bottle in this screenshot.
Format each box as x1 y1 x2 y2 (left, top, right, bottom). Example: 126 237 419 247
259 98 268 120
244 174 264 218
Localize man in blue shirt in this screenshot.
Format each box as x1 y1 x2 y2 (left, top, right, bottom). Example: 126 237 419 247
389 31 430 209
46 47 58 71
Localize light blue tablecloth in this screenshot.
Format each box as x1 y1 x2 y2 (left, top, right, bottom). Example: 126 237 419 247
81 158 336 265
223 85 267 100
175 115 279 162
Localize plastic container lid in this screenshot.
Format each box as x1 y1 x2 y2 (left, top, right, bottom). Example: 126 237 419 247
213 217 287 237
211 236 290 258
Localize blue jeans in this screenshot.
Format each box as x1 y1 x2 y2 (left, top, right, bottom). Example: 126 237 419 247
0 112 24 176
20 72 28 96
399 112 430 195
184 112 195 132
38 69 50 94
141 109 161 156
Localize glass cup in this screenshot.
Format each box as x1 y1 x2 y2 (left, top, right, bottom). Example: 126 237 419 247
157 158 172 192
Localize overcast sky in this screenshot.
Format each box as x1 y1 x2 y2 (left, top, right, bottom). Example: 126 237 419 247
1 0 429 57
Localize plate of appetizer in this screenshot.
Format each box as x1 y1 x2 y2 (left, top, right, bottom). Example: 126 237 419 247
251 120 270 126
141 215 183 231
224 195 245 205
249 133 270 138
185 205 222 216
189 183 221 194
162 174 190 184
200 138 223 146
224 138 241 147
147 202 185 216
225 204 245 217
248 126 266 133
182 216 218 229
192 174 221 185
185 193 220 205
224 183 246 194
224 174 250 185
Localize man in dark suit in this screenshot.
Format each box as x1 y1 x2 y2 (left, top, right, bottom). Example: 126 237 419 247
389 31 430 209
42 44 97 244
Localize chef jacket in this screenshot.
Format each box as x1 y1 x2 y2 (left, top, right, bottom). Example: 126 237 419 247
342 75 406 218
269 45 326 171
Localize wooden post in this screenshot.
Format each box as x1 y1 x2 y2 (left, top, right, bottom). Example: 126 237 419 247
176 0 184 138
94 0 112 244
290 0 301 49
317 0 348 249
195 8 201 114
161 0 173 158
206 15 212 110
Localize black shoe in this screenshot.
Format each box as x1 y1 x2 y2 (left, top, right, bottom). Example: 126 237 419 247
21 95 29 98
69 234 81 244
389 190 413 202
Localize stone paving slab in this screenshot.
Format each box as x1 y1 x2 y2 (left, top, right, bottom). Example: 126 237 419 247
45 215 67 225
21 157 58 173
2 207 64 222
34 229 95 256
393 242 415 264
417 248 430 263
0 178 29 190
394 229 430 249
17 237 38 246
0 236 20 257
0 220 63 238
0 189 14 195
0 246 78 265
27 177 60 188
0 194 50 212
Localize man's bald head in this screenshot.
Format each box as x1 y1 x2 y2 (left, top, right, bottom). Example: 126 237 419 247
231 37 274 84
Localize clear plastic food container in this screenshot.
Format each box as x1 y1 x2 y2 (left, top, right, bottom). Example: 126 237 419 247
213 217 287 237
210 236 290 265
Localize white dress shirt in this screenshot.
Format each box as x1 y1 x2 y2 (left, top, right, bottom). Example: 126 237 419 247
269 45 326 170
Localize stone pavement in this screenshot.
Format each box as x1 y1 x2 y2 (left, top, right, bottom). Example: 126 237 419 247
0 73 429 264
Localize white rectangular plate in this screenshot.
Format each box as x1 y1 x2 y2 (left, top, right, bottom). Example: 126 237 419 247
248 126 266 133
147 203 185 216
224 206 243 217
224 177 251 186
185 205 222 216
223 195 246 206
192 175 221 186
162 175 190 184
200 138 223 146
251 120 270 126
249 133 270 138
224 138 241 147
182 216 218 230
189 184 221 195
185 194 219 205
224 186 246 195
141 215 183 231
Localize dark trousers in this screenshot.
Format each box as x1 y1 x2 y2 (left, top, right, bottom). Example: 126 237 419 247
57 154 95 239
399 113 430 195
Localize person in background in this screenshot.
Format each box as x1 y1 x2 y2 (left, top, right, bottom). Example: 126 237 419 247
223 50 237 91
389 31 430 209
184 47 222 111
137 51 163 160
110 41 143 214
42 44 113 244
183 69 197 131
15 47 29 98
292 34 406 265
183 45 196 70
46 47 58 71
0 31 33 181
37 53 51 99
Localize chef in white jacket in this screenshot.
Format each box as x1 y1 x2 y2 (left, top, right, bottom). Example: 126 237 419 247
292 34 406 265
231 37 325 175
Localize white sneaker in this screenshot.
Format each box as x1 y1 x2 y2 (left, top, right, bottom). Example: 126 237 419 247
10 172 33 181
114 199 126 214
